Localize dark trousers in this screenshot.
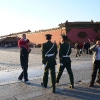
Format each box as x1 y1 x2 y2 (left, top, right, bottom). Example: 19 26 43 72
96 69 100 82
18 60 28 82
89 50 93 55
90 60 100 85
86 48 89 54
56 62 74 86
43 65 56 91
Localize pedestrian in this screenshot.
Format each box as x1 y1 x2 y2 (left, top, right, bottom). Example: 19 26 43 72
89 40 95 55
74 41 81 57
18 34 33 84
89 38 100 87
56 34 74 88
79 42 83 54
83 41 86 53
85 41 90 54
41 34 58 93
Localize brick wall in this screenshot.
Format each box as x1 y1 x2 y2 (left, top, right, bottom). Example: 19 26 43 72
26 28 98 44
26 28 66 45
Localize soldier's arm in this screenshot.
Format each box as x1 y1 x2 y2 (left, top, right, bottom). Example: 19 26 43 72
68 44 72 55
54 44 58 58
41 44 46 64
59 44 63 63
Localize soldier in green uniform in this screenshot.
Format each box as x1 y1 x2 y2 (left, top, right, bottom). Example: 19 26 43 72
56 34 74 88
41 34 58 93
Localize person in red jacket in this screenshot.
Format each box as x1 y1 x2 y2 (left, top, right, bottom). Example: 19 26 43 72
18 34 33 53
80 42 83 54
18 34 33 84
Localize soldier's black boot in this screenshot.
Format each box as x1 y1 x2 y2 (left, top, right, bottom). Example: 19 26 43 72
52 87 56 93
53 90 55 93
96 80 100 85
41 83 47 88
89 83 94 87
69 85 74 89
89 81 94 87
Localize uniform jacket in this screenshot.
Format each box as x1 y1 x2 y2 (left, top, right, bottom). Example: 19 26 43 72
41 41 58 66
59 42 71 64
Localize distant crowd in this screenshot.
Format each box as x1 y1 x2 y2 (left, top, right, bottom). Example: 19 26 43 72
74 39 95 57
0 42 17 48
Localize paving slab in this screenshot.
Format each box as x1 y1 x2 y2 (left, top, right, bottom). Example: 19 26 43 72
0 48 99 100
1 68 100 100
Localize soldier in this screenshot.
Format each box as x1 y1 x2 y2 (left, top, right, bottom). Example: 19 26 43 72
41 34 58 93
56 34 74 88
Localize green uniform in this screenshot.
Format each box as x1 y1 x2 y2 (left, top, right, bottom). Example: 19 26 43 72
41 41 57 92
56 42 74 86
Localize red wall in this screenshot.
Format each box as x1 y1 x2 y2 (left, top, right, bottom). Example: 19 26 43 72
67 28 97 42
27 28 66 45
26 28 98 44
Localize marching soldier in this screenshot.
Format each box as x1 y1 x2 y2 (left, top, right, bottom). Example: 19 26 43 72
56 34 74 88
41 34 58 93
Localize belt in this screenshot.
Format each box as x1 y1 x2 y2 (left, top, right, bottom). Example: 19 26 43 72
45 54 54 57
62 55 69 57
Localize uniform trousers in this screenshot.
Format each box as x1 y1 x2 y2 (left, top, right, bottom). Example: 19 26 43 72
56 62 74 86
43 65 56 91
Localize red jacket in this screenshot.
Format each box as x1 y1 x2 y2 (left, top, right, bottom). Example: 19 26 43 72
18 38 29 49
80 43 83 49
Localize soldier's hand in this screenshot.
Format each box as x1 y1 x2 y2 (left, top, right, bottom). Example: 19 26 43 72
42 64 46 67
60 63 63 66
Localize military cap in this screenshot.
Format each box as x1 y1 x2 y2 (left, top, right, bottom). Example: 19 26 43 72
45 34 52 37
45 34 52 40
61 34 68 40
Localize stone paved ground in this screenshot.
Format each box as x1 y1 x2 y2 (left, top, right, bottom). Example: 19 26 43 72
28 83 100 100
0 48 99 100
0 73 100 100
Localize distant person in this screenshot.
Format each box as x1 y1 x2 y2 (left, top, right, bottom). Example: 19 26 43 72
54 40 57 47
85 41 90 54
79 42 83 54
41 34 57 93
83 42 86 53
89 40 95 55
56 34 74 88
74 41 81 57
89 39 100 87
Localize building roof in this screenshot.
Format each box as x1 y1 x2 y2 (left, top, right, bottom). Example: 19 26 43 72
0 37 20 42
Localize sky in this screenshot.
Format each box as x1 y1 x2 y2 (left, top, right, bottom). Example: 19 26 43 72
0 0 100 36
